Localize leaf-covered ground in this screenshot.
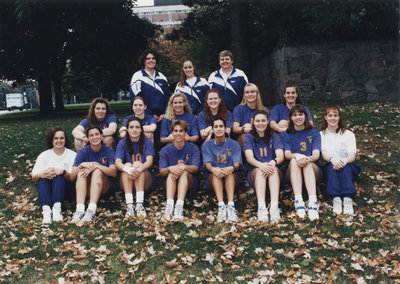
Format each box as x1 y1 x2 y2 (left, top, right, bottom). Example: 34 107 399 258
0 102 399 283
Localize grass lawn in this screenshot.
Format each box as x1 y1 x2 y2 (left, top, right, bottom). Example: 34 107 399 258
0 101 399 283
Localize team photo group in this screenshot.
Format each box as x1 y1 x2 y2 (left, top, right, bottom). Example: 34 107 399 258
31 49 361 225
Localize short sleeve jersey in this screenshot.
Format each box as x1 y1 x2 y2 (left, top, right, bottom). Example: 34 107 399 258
270 104 313 123
197 110 233 130
121 114 157 128
281 128 321 156
115 137 155 164
79 114 118 130
73 145 115 167
243 133 283 171
232 105 270 126
202 138 242 169
159 142 201 169
160 112 199 138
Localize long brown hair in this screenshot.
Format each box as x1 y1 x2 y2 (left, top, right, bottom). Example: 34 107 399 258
321 106 346 134
204 89 229 122
177 60 199 87
87 97 116 125
125 117 145 155
286 104 313 134
250 110 273 145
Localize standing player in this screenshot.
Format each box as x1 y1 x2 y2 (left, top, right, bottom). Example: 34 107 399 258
175 60 209 115
72 97 118 151
320 106 360 215
115 117 155 218
31 127 77 224
119 96 157 142
270 83 313 133
243 110 284 223
202 118 242 223
70 126 117 224
129 50 170 123
281 105 321 221
159 120 201 220
232 83 269 148
208 50 248 112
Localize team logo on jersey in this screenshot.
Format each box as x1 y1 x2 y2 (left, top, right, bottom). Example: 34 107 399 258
101 157 107 164
186 154 190 161
227 148 232 156
307 136 312 143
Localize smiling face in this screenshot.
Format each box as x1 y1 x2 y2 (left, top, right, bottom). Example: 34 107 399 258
183 60 195 79
206 92 221 110
172 125 186 143
172 96 185 115
144 53 156 70
52 131 66 150
244 86 258 104
94 103 107 121
127 120 142 140
284 87 298 105
253 113 268 134
219 55 233 70
325 110 340 129
212 119 226 138
132 98 146 116
291 111 306 128
87 128 102 146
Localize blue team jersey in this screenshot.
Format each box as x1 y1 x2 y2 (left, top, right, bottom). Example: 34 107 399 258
160 112 199 138
232 105 270 126
281 128 321 156
159 142 201 170
129 68 170 116
243 133 283 171
121 114 157 128
79 114 118 141
208 67 248 112
202 138 242 169
270 104 313 123
115 137 155 164
73 144 115 167
197 110 233 130
174 77 209 115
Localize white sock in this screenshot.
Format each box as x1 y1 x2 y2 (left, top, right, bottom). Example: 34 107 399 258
167 199 174 206
42 205 51 213
53 202 62 210
125 193 133 204
309 195 318 204
258 202 266 209
136 191 144 203
88 203 97 212
227 201 235 207
218 201 225 207
270 201 278 207
176 199 184 207
76 203 85 212
295 195 303 202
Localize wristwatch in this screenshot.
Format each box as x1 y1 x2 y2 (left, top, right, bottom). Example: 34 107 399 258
63 170 67 175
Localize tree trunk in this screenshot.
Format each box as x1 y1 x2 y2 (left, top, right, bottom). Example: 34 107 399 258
38 73 54 115
230 0 250 78
53 74 66 111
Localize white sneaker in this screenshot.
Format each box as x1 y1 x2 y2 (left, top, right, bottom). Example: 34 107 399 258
70 211 85 224
217 204 227 223
52 206 63 222
125 203 135 218
136 202 147 218
164 204 174 220
79 209 96 223
173 204 184 220
308 201 319 221
269 204 281 223
227 205 238 222
42 207 52 224
332 197 342 215
343 198 354 215
294 199 306 219
257 206 268 222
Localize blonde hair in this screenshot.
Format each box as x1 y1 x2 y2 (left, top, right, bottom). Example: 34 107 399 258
240 83 264 110
165 93 192 120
